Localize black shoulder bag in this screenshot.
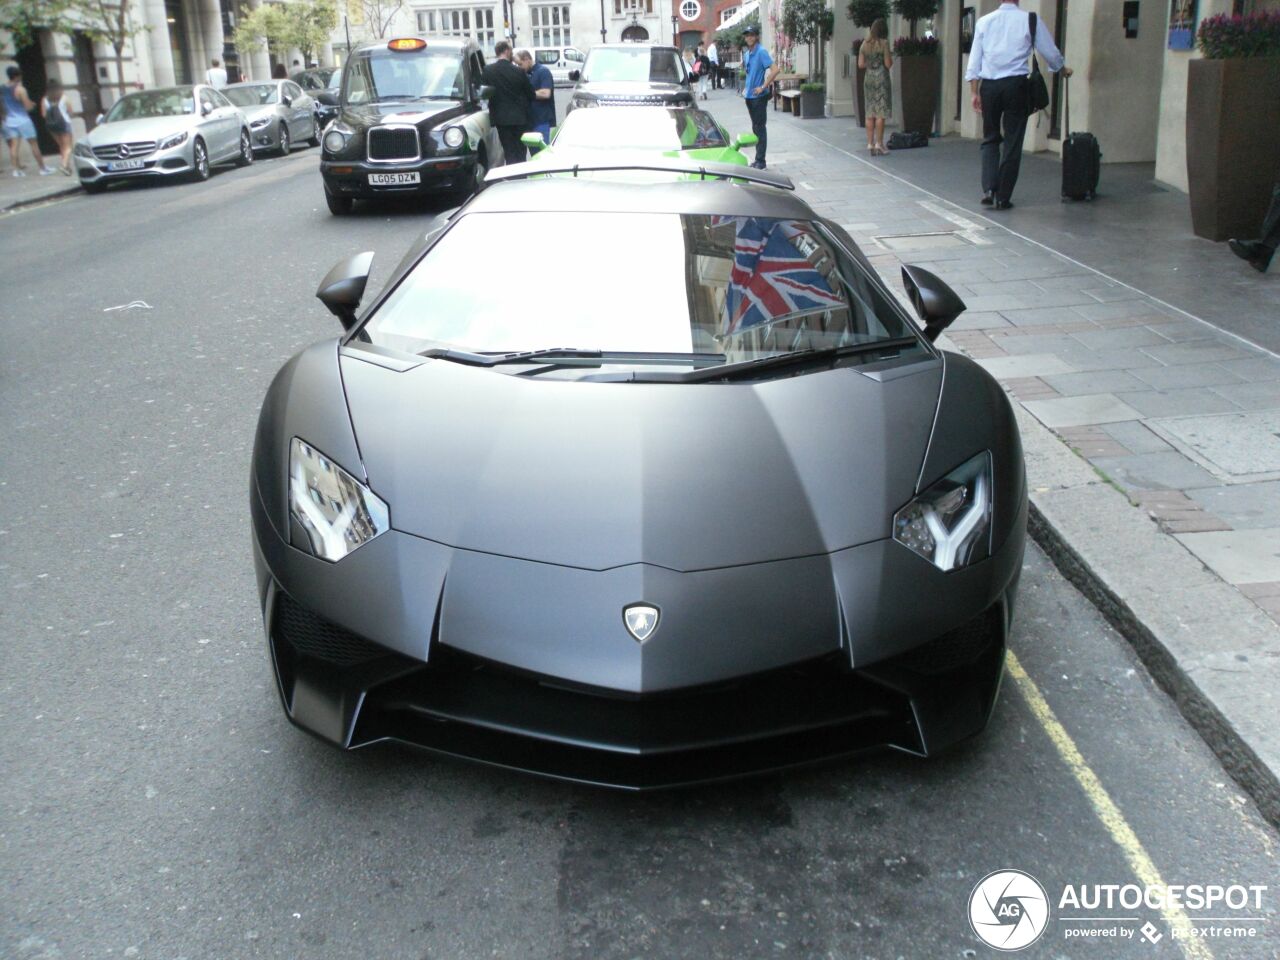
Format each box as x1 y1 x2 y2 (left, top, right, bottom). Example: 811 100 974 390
1028 12 1050 113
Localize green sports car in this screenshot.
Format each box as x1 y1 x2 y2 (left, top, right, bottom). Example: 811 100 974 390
521 105 757 168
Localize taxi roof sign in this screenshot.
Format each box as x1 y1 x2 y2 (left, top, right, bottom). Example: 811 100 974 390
388 38 426 51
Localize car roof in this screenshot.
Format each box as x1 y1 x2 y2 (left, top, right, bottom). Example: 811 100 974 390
465 175 813 220
224 80 278 87
589 43 679 52
353 36 471 53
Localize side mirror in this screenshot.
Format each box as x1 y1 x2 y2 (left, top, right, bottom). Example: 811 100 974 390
316 91 338 105
317 251 375 332
901 265 966 342
733 132 758 149
568 70 580 82
96 112 105 125
282 94 293 107
477 84 495 100
201 102 214 116
520 131 545 151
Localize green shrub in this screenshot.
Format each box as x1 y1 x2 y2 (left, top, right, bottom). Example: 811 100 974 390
847 0 889 28
893 36 939 56
1196 12 1280 59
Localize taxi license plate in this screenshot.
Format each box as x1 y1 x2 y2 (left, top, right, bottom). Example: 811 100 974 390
368 172 421 185
107 159 146 171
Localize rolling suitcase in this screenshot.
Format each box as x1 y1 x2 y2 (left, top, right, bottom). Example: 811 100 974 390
1061 78 1100 201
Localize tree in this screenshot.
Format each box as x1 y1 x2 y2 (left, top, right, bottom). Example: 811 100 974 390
0 0 76 52
715 8 759 52
66 0 149 98
350 0 402 40
892 0 937 38
284 0 338 66
234 3 289 63
847 0 888 28
782 0 833 79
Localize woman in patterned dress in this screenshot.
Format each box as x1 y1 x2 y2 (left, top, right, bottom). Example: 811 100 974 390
858 19 893 156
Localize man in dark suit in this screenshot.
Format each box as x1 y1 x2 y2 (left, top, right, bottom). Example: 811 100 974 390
482 41 534 166
1229 183 1280 273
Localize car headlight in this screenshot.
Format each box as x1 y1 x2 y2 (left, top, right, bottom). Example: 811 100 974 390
288 438 389 562
442 126 465 148
74 141 94 158
570 97 598 109
323 128 350 153
157 131 188 150
893 452 992 572
250 117 271 129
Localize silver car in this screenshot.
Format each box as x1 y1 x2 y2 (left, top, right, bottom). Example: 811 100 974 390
223 79 320 156
74 85 253 193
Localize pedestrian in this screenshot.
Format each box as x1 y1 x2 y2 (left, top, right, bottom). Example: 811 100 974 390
858 19 893 156
206 58 227 88
964 0 1070 210
40 78 75 176
272 63 288 80
694 44 712 101
2 66 53 177
481 41 534 166
1228 182 1280 273
516 50 556 145
740 24 779 170
707 38 720 90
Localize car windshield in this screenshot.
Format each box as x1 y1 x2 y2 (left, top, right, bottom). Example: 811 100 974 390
581 47 684 84
364 212 917 370
222 84 280 107
104 88 195 121
342 47 465 103
555 108 727 150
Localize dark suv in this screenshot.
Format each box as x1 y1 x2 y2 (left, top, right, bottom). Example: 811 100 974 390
567 44 694 114
319 37 502 214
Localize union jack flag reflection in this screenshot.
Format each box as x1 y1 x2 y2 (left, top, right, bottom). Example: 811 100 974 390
711 216 848 338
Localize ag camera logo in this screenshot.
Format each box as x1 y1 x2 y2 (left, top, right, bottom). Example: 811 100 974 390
969 869 1050 951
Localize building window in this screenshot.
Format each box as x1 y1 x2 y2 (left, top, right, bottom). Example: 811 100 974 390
720 6 738 23
417 6 497 48
679 0 701 21
530 4 571 45
613 0 651 14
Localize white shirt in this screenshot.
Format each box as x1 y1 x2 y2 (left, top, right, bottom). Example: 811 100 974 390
205 67 227 88
708 42 718 65
964 2 1064 82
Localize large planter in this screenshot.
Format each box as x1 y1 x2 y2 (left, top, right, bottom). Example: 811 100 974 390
800 88 826 118
1185 57 1280 242
898 54 939 136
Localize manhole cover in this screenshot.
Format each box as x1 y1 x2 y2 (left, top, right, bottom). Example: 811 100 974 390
875 232 971 251
1149 410 1280 484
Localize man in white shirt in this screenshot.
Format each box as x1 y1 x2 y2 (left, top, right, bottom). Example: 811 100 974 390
707 40 720 90
964 0 1070 209
205 59 227 88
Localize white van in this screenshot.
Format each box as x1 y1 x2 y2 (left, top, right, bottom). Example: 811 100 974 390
531 46 586 86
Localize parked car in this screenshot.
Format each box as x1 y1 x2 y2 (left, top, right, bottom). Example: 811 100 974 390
223 80 319 155
531 45 586 86
296 67 341 131
74 85 253 193
250 157 1027 789
523 106 756 168
566 43 694 114
319 37 502 215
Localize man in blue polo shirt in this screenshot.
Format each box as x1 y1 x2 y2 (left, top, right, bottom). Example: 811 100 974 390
517 50 556 144
740 24 780 169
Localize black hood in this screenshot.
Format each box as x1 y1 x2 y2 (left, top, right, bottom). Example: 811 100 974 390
340 100 466 127
339 352 942 571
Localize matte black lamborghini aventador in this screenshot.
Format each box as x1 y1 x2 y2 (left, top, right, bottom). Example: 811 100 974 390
250 157 1027 789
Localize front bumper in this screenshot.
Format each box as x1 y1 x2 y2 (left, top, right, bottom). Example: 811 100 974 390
251 477 1026 789
76 140 193 184
320 154 475 198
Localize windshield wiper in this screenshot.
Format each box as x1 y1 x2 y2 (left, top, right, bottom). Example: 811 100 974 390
419 347 605 367
660 336 923 383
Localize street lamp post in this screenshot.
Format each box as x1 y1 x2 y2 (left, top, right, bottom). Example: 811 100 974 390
600 0 607 43
671 12 679 48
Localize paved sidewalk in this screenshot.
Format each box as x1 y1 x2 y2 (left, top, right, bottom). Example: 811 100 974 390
0 145 81 211
733 99 1280 824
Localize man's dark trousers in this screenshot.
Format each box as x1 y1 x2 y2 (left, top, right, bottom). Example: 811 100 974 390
746 95 768 166
1261 184 1280 264
497 126 526 166
980 75 1029 203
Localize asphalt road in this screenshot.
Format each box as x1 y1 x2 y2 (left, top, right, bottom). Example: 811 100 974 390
2 133 1278 960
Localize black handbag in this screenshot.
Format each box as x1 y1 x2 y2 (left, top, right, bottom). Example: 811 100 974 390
1028 12 1050 113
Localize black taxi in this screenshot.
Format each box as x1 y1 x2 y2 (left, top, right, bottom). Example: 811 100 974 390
320 37 503 214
